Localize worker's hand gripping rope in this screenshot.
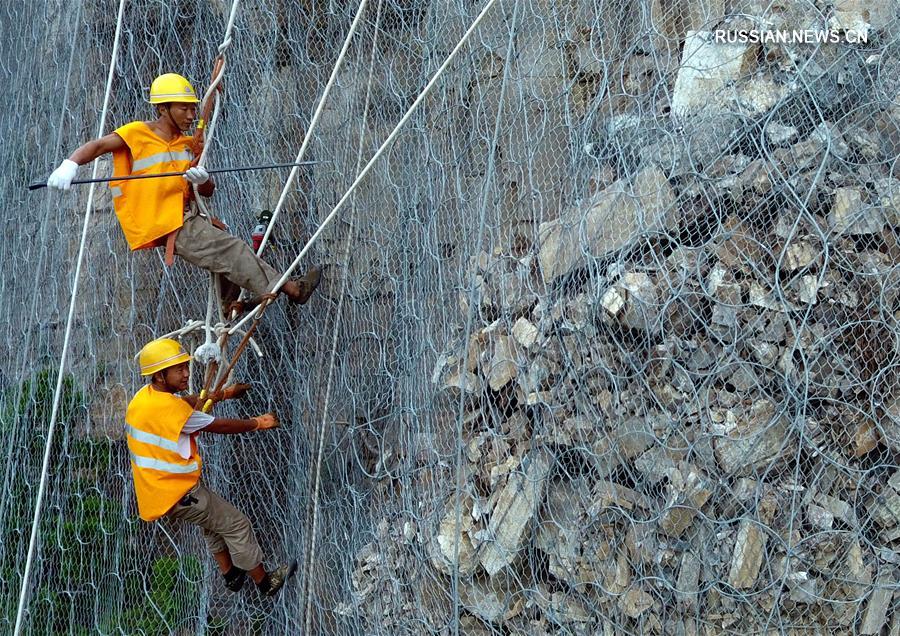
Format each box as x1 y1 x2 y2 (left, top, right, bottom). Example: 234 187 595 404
183 166 210 185
216 383 251 402
198 382 250 412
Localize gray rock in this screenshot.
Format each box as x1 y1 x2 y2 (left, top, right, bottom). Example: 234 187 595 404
479 449 553 576
726 517 770 589
828 187 885 235
714 399 794 476
765 121 799 146
671 31 758 119
538 166 675 282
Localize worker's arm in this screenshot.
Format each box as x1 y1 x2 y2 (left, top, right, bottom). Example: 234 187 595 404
46 133 126 190
68 133 127 164
204 413 279 434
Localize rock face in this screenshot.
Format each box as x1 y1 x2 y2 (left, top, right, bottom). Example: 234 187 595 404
345 2 900 632
8 0 900 634
671 31 758 118
538 166 676 283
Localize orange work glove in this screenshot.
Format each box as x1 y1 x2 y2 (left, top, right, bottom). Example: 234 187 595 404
252 413 279 431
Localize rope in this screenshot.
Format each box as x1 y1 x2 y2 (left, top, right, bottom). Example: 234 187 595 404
13 0 128 632
193 0 240 167
253 0 372 259
205 0 371 405
200 272 217 354
186 0 242 398
210 296 275 395
228 0 505 337
141 316 262 413
301 0 385 628
156 319 207 340
195 0 248 402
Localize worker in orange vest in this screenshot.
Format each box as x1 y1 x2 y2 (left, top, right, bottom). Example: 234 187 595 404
126 337 297 596
45 72 320 309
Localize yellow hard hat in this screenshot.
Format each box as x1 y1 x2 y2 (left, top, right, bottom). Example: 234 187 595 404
138 338 192 376
148 73 200 104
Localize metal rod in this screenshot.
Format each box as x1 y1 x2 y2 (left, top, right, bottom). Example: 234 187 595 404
28 160 320 191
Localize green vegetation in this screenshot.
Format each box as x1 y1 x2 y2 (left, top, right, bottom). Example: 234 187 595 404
1 369 205 634
118 556 202 634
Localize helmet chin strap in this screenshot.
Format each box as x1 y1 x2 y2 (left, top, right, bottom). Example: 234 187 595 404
162 104 184 134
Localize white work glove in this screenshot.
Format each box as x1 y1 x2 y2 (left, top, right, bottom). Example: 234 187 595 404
184 166 209 185
47 159 79 191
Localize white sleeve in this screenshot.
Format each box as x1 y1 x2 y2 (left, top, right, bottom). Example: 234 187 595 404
182 411 215 434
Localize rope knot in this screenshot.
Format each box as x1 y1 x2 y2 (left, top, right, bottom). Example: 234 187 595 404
194 341 222 365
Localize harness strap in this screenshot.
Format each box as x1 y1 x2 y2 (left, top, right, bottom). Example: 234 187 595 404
164 229 179 267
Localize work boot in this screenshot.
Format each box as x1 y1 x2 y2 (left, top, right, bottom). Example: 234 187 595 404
223 566 247 593
258 560 298 598
289 267 322 305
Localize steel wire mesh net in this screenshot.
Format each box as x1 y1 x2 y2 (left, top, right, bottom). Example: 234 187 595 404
2 0 900 633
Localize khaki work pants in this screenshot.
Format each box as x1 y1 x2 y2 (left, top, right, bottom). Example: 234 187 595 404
174 210 280 297
167 481 264 571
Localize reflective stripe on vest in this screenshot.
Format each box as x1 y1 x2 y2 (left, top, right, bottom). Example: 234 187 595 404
129 450 199 474
110 186 123 198
126 423 179 453
126 380 200 521
110 121 194 251
132 149 193 172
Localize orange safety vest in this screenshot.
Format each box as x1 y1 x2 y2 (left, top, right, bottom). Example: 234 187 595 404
110 121 194 251
125 384 202 521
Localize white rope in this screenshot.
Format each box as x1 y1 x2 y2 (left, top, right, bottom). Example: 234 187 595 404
187 0 241 373
159 319 207 340
196 92 224 175
230 0 504 336
13 0 128 632
253 0 372 259
0 3 86 589
192 0 239 197
194 273 221 364
188 341 197 394
199 0 240 107
301 0 384 628
214 0 369 393
137 319 261 361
